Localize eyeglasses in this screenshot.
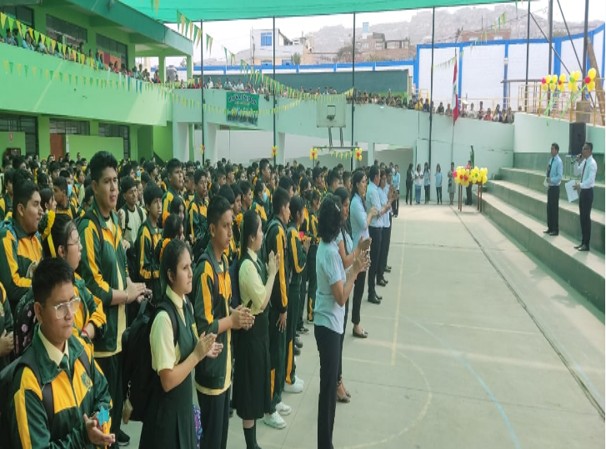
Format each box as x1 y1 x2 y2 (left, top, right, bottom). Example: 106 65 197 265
51 297 81 319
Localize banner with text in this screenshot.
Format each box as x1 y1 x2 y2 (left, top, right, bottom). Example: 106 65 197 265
226 91 259 126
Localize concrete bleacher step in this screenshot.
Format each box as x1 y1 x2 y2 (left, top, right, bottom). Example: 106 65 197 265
499 167 605 212
487 179 605 254
481 191 605 312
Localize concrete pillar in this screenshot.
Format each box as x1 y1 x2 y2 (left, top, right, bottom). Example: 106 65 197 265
368 142 376 166
171 121 189 161
158 57 166 82
277 132 286 165
204 123 219 164
186 55 193 80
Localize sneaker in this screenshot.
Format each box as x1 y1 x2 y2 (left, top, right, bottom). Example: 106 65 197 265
294 346 301 356
276 401 292 416
294 336 303 348
284 381 304 394
294 376 304 387
263 412 287 429
117 429 130 446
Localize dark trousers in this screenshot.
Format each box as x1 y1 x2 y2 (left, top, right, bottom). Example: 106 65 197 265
306 245 318 321
351 270 366 325
198 390 230 449
547 185 560 232
579 188 593 245
405 181 413 204
392 190 400 216
436 186 443 204
315 325 341 449
424 185 430 203
378 225 391 280
338 301 349 382
297 265 308 330
268 306 286 412
367 226 382 297
285 282 301 384
466 185 473 205
96 353 123 437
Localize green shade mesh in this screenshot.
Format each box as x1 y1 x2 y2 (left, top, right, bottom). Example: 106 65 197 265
121 0 517 22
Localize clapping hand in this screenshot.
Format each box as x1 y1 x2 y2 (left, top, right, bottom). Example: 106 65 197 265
267 250 279 277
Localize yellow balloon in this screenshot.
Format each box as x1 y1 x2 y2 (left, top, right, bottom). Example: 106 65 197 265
559 74 567 83
549 83 556 92
588 81 596 92
571 82 579 92
588 68 597 80
573 70 582 81
541 83 548 91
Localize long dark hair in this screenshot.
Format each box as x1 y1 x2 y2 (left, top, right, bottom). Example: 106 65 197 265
160 238 192 294
350 170 366 202
318 195 342 243
239 209 260 267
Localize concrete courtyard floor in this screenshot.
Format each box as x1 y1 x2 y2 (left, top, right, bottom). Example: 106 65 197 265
125 204 605 449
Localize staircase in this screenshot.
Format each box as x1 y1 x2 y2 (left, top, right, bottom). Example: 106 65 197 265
482 167 605 312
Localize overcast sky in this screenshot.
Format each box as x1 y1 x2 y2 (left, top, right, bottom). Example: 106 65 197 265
162 0 604 62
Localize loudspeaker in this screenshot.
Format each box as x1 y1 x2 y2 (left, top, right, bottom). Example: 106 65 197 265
569 122 586 155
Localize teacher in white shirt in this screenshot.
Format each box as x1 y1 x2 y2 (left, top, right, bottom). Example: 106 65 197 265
573 142 597 251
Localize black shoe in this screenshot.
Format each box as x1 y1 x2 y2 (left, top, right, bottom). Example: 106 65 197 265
297 325 309 335
574 243 583 249
377 279 387 287
577 245 589 251
368 296 381 304
548 231 558 236
294 345 301 356
543 229 551 234
117 430 130 446
385 266 392 273
295 337 303 349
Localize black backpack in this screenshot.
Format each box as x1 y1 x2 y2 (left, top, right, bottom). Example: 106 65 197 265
12 290 35 357
121 299 186 422
0 346 90 449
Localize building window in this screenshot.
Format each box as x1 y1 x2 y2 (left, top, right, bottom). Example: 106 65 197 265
0 114 38 156
362 42 370 50
0 6 34 27
49 119 90 135
99 123 130 160
97 34 128 70
375 42 384 50
46 15 88 49
260 32 272 47
387 41 399 49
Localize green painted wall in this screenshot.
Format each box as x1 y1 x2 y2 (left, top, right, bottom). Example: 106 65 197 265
152 125 173 163
137 126 154 162
0 131 26 155
66 135 123 161
130 125 139 162
37 116 50 159
0 45 170 126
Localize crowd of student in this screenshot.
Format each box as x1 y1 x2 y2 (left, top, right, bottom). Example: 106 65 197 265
0 151 400 449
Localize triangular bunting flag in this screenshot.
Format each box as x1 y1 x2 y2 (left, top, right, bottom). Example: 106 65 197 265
0 13 6 30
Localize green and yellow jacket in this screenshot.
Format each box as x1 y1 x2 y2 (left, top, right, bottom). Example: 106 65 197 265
187 193 207 246
0 193 13 222
0 218 42 308
0 282 13 370
77 200 128 357
192 246 232 395
134 218 162 300
8 329 112 449
286 222 306 287
266 217 290 314
161 186 183 226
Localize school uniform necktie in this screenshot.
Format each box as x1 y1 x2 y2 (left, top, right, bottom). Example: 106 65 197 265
60 355 70 376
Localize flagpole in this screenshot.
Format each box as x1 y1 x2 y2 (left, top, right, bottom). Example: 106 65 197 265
200 20 205 165
451 49 457 164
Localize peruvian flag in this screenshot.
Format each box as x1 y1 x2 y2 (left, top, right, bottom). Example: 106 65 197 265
452 55 459 124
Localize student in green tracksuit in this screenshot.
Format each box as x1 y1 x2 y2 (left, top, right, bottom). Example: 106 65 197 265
192 195 253 449
0 282 14 370
0 170 43 311
7 258 115 449
161 158 184 227
263 187 292 430
284 196 309 392
77 151 148 446
135 183 164 302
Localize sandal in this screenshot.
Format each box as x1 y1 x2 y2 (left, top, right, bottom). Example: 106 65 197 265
352 327 368 339
337 382 350 403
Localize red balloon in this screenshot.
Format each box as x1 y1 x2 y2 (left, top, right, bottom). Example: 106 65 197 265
463 175 468 181
541 77 547 84
454 172 458 178
584 76 591 84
